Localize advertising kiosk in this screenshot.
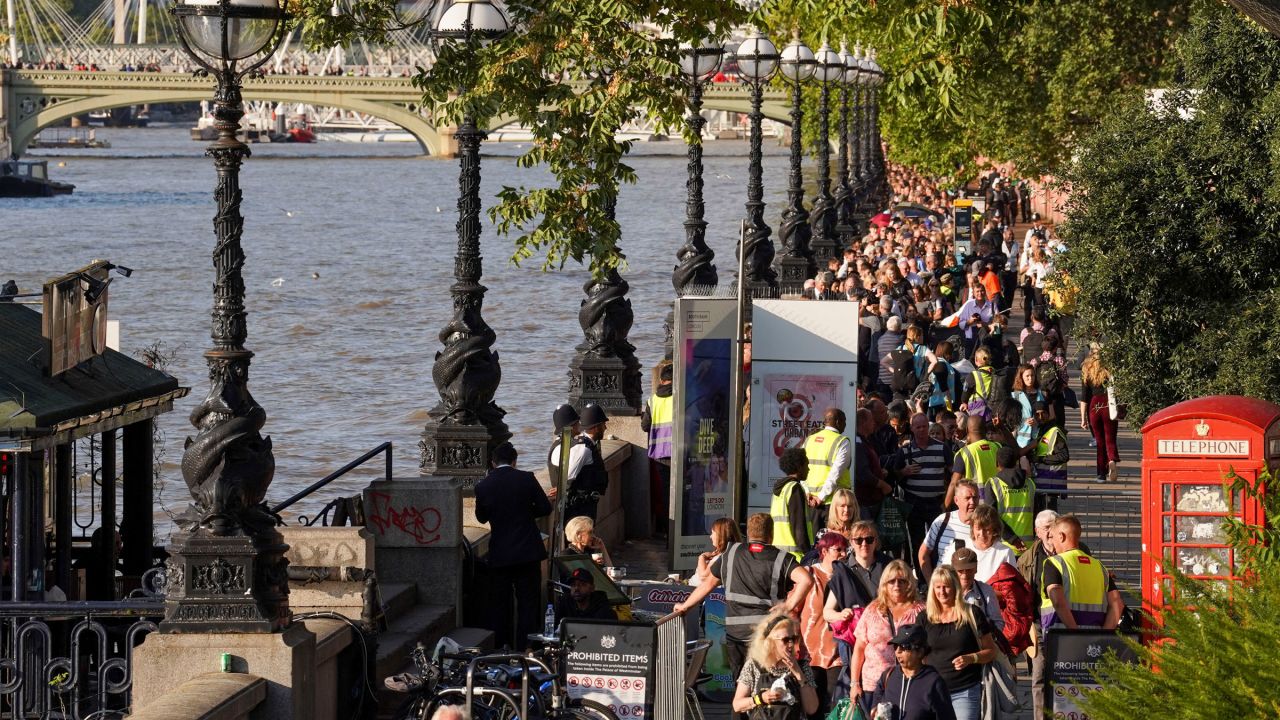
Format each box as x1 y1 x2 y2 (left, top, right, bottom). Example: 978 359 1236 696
1140 396 1280 615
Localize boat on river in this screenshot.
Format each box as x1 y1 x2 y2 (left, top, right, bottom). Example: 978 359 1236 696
0 159 75 197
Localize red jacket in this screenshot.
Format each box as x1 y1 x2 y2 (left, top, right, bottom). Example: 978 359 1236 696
987 561 1033 656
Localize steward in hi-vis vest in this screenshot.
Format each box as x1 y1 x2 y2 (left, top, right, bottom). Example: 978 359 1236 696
947 414 1002 507
770 449 813 559
1032 419 1069 511
803 409 852 502
990 446 1035 553
641 360 675 534
1039 516 1123 631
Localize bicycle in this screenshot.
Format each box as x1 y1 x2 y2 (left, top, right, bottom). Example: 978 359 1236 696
387 642 523 720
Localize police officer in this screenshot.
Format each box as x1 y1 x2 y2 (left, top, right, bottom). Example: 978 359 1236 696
673 513 812 720
549 404 609 524
802 408 852 530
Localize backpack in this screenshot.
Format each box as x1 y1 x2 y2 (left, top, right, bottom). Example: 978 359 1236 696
885 349 919 395
1037 359 1063 397
1020 330 1044 365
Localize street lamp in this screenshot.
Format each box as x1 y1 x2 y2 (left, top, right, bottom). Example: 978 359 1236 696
807 40 842 266
420 0 512 478
832 41 857 247
166 0 290 632
734 29 780 295
867 49 886 185
666 38 724 352
773 33 816 293
850 45 869 197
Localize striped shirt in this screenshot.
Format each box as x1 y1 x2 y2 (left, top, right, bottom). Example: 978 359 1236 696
899 439 949 498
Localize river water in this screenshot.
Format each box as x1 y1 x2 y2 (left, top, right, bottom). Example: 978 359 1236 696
4 126 795 527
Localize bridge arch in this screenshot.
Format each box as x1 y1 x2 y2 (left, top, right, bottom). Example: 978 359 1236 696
5 71 446 157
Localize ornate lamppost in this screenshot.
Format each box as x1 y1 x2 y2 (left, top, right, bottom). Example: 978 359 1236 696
831 41 856 248
867 49 886 187
734 29 780 296
806 40 842 266
419 0 512 479
665 38 724 353
853 45 874 206
772 33 816 294
166 0 290 632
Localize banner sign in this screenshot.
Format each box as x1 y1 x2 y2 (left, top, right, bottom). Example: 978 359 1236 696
1046 629 1139 719
746 300 859 515
701 589 734 700
747 365 852 512
953 199 975 258
564 620 656 718
671 297 740 572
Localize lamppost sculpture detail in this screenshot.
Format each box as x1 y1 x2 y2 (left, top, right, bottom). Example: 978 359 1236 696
832 42 857 246
773 33 816 293
807 41 842 266
850 45 868 201
420 0 511 479
735 29 780 295
665 39 723 352
167 0 290 633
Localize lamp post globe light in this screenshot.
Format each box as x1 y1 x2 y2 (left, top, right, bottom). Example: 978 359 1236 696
665 39 724 353
420 0 512 479
806 40 842 268
735 28 780 296
772 34 816 293
831 41 857 247
165 0 290 632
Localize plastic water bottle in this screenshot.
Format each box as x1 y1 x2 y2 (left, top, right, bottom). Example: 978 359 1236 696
544 604 556 637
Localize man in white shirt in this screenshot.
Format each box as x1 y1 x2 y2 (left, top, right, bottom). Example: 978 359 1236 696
918 479 979 579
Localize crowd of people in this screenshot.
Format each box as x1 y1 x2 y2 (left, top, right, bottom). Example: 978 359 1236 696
664 165 1128 720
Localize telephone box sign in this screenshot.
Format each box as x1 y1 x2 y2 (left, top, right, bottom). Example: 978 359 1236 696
1156 439 1250 457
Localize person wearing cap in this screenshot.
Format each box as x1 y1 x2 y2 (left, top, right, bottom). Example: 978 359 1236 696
949 547 1003 634
545 403 581 477
641 359 674 536
474 442 555 649
555 567 617 622
549 403 610 525
870 624 956 720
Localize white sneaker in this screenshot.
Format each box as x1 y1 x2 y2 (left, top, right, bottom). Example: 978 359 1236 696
1088 438 1097 447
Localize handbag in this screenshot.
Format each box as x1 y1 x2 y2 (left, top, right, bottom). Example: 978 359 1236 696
877 493 911 550
826 697 868 720
982 653 1021 713
830 606 864 644
1107 383 1126 421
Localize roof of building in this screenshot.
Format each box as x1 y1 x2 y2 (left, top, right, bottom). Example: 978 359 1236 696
0 302 184 437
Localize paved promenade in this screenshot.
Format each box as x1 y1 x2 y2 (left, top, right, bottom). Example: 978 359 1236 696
613 299 1143 720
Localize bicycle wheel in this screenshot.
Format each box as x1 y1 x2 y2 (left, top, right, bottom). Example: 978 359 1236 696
391 694 431 720
559 698 621 720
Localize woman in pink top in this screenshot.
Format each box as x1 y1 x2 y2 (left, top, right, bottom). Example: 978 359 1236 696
851 559 924 712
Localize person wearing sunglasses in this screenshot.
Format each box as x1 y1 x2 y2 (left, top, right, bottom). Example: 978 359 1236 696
825 521 892 700
732 614 819 719
870 624 956 720
852 560 925 716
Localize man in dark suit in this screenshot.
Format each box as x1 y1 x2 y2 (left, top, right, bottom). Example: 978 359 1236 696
475 441 556 649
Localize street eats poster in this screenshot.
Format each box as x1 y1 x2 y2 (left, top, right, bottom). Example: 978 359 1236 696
747 368 848 511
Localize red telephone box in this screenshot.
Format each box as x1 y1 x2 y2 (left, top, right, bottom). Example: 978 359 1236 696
1141 395 1280 616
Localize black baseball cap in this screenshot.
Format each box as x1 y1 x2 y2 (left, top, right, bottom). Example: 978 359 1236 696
888 623 929 651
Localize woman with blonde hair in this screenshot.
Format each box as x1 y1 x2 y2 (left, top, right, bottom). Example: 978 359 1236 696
1079 353 1119 482
923 566 998 720
824 488 861 541
851 560 924 712
731 614 819 719
563 515 611 566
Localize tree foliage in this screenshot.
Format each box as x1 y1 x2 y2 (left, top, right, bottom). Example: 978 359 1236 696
1058 5 1280 424
758 0 1199 178
296 0 745 279
1078 469 1280 719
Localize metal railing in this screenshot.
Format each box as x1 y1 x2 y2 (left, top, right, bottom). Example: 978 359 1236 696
0 603 162 720
654 612 687 720
271 442 392 525
1057 488 1142 592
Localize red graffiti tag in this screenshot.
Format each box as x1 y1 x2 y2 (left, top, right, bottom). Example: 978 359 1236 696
368 491 442 545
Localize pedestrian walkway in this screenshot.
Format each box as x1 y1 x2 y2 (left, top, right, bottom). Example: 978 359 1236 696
611 290 1143 720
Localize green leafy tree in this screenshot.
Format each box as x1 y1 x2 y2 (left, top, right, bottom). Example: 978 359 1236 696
758 0 1199 178
1078 468 1280 719
1058 5 1280 424
296 0 745 279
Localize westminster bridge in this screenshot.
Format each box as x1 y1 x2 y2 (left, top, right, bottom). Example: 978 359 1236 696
0 67 792 158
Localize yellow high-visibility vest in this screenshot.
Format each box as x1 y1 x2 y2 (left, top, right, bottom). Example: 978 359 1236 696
803 428 850 499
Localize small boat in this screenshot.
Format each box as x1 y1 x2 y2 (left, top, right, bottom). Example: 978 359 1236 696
30 127 111 149
0 159 75 197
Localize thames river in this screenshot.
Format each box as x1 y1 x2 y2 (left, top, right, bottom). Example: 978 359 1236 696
4 125 794 527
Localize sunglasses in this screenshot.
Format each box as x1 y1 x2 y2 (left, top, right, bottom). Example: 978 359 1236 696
894 644 924 653
887 578 912 585
773 635 800 644
851 537 877 545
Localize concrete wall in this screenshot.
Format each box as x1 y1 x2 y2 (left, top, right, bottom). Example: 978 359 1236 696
128 673 267 720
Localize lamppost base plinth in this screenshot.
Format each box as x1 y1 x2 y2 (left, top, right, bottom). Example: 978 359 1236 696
567 354 641 416
775 255 811 295
419 421 492 489
161 529 290 633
